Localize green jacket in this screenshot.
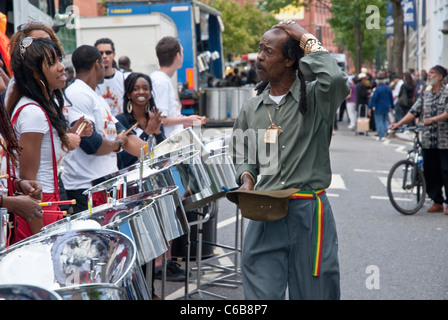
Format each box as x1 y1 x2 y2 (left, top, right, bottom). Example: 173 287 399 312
230 51 350 191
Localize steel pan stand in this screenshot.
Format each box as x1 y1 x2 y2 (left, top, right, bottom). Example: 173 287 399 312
195 203 243 293
183 202 243 300
185 205 227 300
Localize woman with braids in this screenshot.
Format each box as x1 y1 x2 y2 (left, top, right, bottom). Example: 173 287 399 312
6 38 88 242
229 22 349 299
116 72 164 169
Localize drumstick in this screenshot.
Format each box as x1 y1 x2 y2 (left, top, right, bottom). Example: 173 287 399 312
75 121 87 136
0 174 9 179
39 199 76 207
125 123 139 135
43 210 67 217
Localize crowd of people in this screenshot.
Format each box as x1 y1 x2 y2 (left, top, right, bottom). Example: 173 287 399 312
342 65 448 215
339 67 432 139
208 61 259 88
0 22 208 298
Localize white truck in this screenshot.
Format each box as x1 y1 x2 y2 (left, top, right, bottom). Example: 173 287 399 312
75 13 177 78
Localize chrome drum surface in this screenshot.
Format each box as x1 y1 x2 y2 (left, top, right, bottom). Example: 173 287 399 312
0 229 149 300
39 199 168 266
0 284 62 300
120 187 189 242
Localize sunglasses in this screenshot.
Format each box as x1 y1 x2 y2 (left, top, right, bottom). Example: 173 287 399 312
20 37 34 59
99 50 114 56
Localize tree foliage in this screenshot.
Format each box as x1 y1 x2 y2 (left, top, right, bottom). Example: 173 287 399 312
328 0 388 70
260 0 390 72
257 0 312 13
205 0 278 57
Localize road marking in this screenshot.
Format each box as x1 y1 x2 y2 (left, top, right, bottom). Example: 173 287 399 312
218 216 237 229
355 168 389 174
330 174 346 189
371 196 389 200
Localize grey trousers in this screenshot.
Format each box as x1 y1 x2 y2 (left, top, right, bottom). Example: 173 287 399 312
241 193 340 300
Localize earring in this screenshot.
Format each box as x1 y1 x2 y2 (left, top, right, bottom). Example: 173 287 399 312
127 101 133 113
39 80 47 90
146 103 150 113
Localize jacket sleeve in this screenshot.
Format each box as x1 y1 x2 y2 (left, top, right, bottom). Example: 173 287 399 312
299 52 350 123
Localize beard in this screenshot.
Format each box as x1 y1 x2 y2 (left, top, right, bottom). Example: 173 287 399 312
428 76 441 86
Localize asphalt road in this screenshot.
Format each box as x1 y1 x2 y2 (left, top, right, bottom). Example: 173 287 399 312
156 120 448 301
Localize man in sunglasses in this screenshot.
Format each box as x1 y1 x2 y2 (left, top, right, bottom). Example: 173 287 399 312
94 38 126 117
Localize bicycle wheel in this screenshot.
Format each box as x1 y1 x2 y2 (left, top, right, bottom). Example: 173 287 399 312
387 159 426 215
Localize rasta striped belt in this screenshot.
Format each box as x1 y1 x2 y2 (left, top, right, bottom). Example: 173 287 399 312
290 189 326 277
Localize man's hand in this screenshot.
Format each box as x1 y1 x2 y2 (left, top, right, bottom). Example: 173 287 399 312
273 20 309 42
239 173 255 191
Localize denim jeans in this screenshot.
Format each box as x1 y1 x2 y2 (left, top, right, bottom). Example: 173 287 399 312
374 113 389 139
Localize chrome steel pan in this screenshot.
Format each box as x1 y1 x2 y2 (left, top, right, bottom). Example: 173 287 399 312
0 284 62 300
0 229 150 300
39 198 168 266
119 187 189 242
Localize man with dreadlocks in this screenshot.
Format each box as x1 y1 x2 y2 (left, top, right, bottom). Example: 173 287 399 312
229 22 349 299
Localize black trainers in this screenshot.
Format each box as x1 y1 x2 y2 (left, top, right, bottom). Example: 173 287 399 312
154 260 186 282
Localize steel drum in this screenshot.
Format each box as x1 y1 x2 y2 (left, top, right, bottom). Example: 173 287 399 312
203 136 238 192
38 198 168 266
0 284 62 300
88 154 178 198
119 187 189 242
87 148 213 212
152 127 209 159
152 128 238 209
0 229 150 300
0 208 8 251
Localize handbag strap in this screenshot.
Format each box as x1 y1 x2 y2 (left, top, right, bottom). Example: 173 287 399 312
10 103 60 199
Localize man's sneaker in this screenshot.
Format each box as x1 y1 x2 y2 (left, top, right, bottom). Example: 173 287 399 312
154 260 186 282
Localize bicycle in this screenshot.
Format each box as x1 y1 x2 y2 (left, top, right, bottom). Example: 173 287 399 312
386 126 426 215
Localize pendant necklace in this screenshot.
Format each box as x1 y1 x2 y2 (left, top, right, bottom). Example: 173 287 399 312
264 106 283 144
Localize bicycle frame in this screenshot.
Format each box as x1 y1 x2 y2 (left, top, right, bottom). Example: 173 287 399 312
387 125 427 214
405 127 423 167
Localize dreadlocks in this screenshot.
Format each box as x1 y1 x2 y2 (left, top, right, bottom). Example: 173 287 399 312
255 35 308 115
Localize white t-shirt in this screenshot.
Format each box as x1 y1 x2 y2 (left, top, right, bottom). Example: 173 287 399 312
62 79 119 190
95 69 125 117
150 70 183 138
11 97 65 193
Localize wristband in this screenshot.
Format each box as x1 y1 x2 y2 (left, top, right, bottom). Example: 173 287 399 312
114 139 124 153
17 179 24 193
